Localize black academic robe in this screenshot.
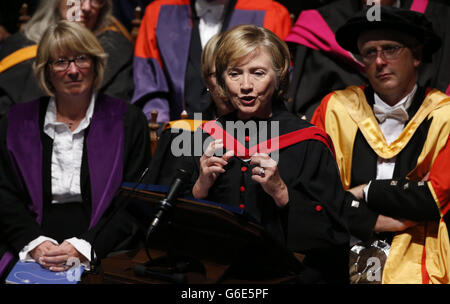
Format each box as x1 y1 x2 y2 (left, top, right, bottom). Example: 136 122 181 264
185 106 351 283
0 30 134 118
287 0 450 120
0 94 150 279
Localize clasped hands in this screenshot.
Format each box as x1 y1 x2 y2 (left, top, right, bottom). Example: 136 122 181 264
193 139 289 207
30 240 87 272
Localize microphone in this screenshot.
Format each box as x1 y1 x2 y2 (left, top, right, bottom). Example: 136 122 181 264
146 168 190 241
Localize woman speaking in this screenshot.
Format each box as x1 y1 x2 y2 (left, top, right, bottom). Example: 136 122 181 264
191 25 351 283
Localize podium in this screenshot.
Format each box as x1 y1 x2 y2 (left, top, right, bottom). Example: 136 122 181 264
88 183 307 284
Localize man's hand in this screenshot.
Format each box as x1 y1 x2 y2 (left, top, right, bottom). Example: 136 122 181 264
374 214 418 233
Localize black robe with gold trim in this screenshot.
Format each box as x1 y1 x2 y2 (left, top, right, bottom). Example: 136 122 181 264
312 85 450 283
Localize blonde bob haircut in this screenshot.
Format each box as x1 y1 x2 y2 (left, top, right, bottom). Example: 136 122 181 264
34 20 107 96
215 25 291 103
201 33 222 81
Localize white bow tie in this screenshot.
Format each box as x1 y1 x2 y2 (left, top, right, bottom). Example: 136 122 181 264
373 104 409 123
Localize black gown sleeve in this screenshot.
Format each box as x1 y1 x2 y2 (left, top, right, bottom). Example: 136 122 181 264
0 116 44 254
367 179 441 222
283 139 350 251
281 139 351 283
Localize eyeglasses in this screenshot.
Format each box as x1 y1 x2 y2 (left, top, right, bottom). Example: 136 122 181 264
359 45 406 64
80 0 106 8
49 55 92 72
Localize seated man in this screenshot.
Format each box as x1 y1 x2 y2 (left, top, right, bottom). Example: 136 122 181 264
312 6 450 283
286 0 450 120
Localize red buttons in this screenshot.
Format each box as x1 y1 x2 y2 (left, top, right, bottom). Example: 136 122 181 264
241 166 247 172
315 205 323 212
245 136 250 142
240 186 245 192
239 204 245 209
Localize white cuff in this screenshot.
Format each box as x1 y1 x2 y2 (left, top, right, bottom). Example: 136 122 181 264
363 181 372 202
18 236 59 262
64 237 95 264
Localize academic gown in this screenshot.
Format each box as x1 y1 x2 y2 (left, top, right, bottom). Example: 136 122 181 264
0 30 134 118
312 85 450 283
286 0 450 120
182 105 351 283
0 94 151 279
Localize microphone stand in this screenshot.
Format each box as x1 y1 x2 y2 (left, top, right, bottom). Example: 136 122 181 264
133 168 205 283
88 167 151 274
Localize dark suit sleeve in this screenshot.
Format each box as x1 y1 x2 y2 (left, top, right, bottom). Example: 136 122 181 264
0 117 44 254
82 105 151 259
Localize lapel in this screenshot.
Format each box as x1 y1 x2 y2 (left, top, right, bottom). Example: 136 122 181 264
156 4 192 104
85 94 127 228
7 98 44 224
200 120 334 159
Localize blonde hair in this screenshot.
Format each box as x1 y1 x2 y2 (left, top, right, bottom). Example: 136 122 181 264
201 33 222 81
24 0 113 43
34 20 107 96
215 25 291 103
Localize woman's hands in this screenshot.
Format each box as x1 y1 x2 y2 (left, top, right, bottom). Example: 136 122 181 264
30 240 87 272
193 139 234 199
250 153 289 208
193 142 288 207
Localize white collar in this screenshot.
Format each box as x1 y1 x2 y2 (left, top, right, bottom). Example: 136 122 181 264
44 93 96 138
195 0 227 21
374 84 417 112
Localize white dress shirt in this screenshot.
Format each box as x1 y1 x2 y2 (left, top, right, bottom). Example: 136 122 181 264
195 0 227 48
363 85 417 200
19 94 97 268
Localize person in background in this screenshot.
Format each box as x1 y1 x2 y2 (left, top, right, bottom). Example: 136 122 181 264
0 0 134 118
147 33 233 187
112 0 152 32
189 25 351 283
0 21 150 281
286 0 450 120
312 6 450 283
132 0 292 123
0 1 39 44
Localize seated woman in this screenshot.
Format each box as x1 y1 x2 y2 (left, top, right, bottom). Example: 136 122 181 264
190 25 351 283
0 21 150 279
0 0 134 118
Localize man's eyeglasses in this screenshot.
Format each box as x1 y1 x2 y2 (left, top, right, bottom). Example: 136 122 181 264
49 55 92 72
359 45 406 64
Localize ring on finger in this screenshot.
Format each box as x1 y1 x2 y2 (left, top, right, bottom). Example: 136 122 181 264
259 167 265 176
